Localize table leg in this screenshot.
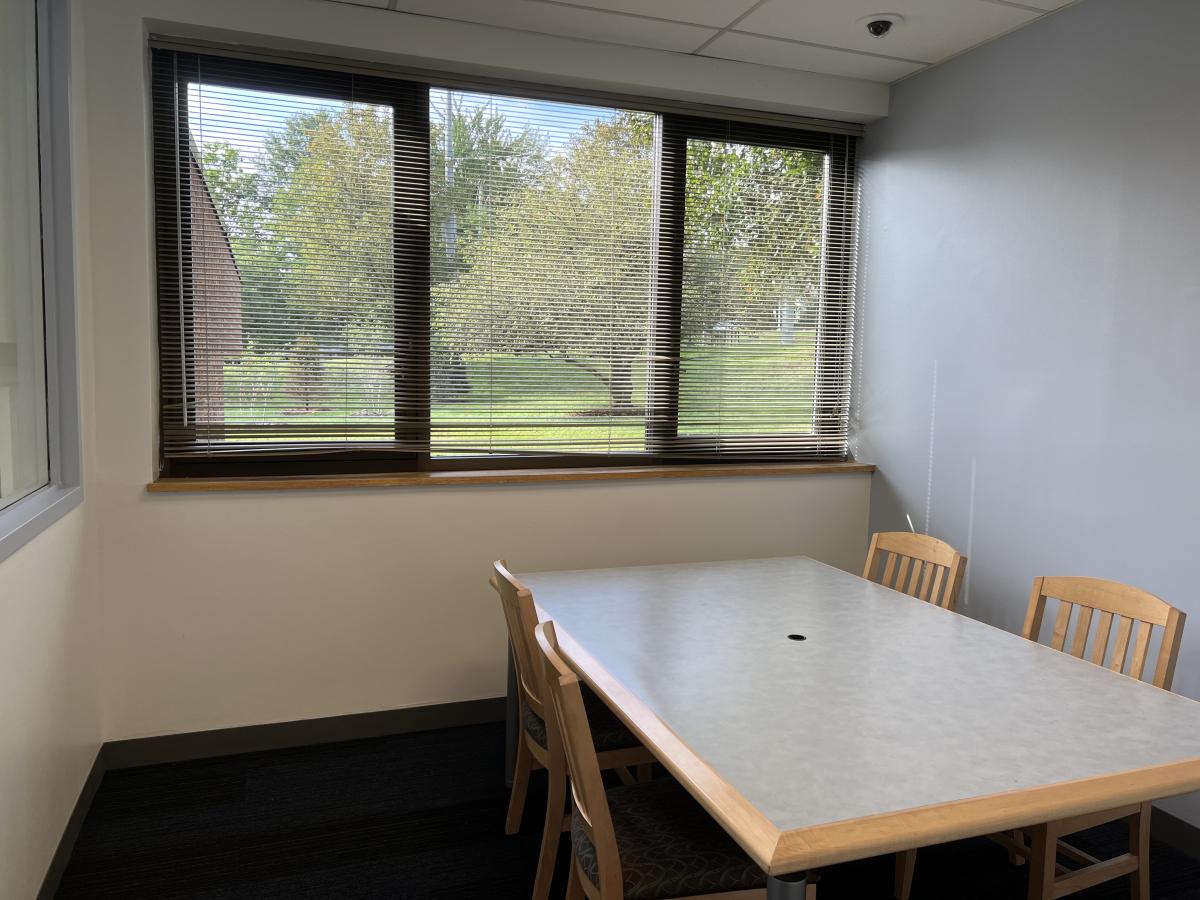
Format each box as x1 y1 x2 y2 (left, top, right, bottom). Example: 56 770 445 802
768 871 814 899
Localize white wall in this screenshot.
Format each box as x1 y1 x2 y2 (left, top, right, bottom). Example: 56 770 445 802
104 477 870 737
1 2 101 893
79 0 875 741
0 510 99 899
857 0 1200 826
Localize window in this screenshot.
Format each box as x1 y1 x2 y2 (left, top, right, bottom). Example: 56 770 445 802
0 0 80 557
430 90 656 457
152 49 857 477
1 0 50 507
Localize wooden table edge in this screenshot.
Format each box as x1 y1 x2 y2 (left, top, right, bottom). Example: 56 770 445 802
543 612 783 870
770 756 1200 873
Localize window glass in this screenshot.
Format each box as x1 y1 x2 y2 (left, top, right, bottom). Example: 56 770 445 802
680 138 827 445
153 50 858 475
0 0 50 505
186 81 396 445
429 90 655 456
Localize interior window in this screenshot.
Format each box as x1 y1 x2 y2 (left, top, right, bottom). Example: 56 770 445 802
0 0 51 506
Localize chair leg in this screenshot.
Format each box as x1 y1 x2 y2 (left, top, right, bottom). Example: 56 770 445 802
894 850 916 900
1131 803 1152 900
1009 830 1028 866
532 764 567 900
566 860 585 900
505 735 534 835
1027 823 1059 900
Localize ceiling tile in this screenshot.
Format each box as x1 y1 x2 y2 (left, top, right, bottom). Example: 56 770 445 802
391 0 717 52
326 0 390 7
737 0 1039 63
702 31 925 82
556 0 760 28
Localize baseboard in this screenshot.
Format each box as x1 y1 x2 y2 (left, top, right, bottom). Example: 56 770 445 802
36 747 105 900
103 696 506 770
37 697 506 898
1152 806 1200 862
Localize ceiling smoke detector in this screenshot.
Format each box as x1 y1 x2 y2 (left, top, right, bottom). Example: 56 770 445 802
858 13 904 38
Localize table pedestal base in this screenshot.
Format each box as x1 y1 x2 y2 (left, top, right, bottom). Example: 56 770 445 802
767 871 815 899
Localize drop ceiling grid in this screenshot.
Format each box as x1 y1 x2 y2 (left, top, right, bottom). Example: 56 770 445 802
329 0 1077 84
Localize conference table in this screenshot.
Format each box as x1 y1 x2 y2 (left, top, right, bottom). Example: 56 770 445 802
522 556 1200 898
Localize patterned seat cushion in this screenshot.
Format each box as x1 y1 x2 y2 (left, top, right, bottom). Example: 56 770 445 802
572 777 764 900
521 688 639 753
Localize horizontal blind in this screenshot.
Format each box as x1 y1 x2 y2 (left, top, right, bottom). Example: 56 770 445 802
152 49 858 474
153 50 428 465
658 117 858 459
430 90 655 456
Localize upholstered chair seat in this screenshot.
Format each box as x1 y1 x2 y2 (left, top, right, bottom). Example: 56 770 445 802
521 688 639 753
572 777 763 900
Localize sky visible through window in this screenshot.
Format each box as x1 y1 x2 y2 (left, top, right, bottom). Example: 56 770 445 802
187 83 619 165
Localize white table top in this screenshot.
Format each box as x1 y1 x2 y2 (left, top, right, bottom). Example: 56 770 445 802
524 556 1200 872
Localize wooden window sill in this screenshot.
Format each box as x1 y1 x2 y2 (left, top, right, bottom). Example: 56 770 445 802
146 461 875 493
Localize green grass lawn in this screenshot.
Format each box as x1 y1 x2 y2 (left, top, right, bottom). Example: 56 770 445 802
219 330 817 451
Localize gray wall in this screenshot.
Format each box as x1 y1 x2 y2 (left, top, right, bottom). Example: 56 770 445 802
856 0 1200 825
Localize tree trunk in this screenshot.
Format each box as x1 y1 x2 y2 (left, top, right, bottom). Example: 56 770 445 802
780 298 796 345
610 356 634 411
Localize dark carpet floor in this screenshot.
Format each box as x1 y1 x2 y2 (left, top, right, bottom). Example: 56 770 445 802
57 722 1200 898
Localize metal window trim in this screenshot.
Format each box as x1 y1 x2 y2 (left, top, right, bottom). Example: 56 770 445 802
0 0 85 563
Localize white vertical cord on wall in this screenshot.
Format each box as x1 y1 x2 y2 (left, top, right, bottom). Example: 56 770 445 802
924 358 938 535
964 455 977 611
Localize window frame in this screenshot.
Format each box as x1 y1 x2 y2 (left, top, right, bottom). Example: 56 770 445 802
0 0 83 561
153 49 858 479
648 114 858 460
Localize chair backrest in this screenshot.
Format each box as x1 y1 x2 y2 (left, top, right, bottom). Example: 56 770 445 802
862 531 967 610
535 620 622 898
490 560 545 719
1022 576 1186 690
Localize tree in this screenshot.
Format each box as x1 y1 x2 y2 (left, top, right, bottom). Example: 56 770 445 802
430 93 544 282
268 105 395 349
197 90 827 417
682 142 825 345
202 97 546 359
434 111 655 411
198 142 296 351
199 108 396 354
428 93 546 400
286 333 323 411
198 142 267 239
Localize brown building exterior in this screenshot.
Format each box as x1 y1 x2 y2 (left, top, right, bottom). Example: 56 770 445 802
187 147 244 427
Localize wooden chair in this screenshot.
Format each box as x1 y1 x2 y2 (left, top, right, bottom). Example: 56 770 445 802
1011 576 1186 900
534 619 778 900
863 532 967 611
491 561 653 900
871 533 966 900
894 575 1185 900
